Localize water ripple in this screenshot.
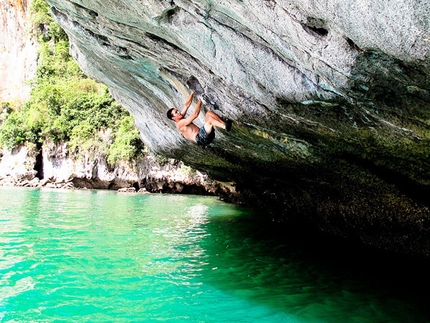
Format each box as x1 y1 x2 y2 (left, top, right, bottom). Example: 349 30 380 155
0 188 429 322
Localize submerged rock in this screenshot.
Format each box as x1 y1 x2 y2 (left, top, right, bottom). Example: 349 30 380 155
45 0 430 258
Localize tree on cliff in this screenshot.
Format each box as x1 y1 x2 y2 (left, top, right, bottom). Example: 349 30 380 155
0 0 144 166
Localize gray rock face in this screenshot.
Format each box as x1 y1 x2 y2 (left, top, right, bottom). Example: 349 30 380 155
45 0 430 257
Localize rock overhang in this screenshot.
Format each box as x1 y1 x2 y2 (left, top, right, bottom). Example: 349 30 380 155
45 0 430 257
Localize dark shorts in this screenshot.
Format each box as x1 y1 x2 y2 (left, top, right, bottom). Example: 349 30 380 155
195 126 215 147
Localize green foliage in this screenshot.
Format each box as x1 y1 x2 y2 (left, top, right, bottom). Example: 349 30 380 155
0 0 145 166
30 0 67 42
107 116 145 165
0 111 33 148
180 164 196 176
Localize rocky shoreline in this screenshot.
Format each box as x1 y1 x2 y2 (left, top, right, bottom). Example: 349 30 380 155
0 172 148 192
0 170 72 189
0 143 241 200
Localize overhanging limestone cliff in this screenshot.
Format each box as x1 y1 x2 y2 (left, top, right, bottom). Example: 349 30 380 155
45 0 430 257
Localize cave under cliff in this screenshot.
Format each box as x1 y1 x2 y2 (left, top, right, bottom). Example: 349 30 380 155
45 0 430 258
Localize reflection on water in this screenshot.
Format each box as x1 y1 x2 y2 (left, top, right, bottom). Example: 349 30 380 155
0 187 429 323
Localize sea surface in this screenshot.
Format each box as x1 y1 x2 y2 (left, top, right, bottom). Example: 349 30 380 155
0 187 429 323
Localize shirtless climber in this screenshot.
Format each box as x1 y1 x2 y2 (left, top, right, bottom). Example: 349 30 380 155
166 92 231 147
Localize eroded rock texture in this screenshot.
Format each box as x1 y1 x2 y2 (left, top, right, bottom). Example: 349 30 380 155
45 0 430 257
0 0 39 102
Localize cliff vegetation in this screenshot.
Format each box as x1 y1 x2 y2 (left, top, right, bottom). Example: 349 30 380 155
0 0 144 167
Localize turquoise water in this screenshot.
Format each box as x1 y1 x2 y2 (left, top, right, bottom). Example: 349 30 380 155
0 187 429 323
